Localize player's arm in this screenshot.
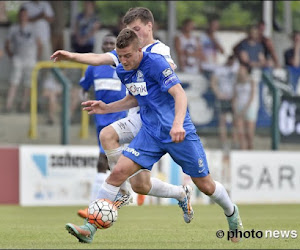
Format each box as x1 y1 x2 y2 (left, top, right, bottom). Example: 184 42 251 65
50 50 114 66
82 94 138 115
168 84 187 143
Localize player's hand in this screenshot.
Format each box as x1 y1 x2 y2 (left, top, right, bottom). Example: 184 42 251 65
50 50 73 62
81 100 109 115
170 122 186 143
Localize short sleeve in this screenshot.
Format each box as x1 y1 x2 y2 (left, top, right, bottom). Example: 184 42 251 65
151 42 177 69
79 66 93 91
106 49 119 66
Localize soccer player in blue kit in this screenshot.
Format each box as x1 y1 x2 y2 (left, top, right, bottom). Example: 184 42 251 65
52 7 194 222
77 34 127 218
65 28 244 244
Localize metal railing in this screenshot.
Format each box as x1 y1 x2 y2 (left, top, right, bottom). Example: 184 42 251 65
28 61 89 144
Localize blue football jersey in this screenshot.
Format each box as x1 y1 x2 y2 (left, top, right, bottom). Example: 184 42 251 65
116 52 196 143
79 64 127 127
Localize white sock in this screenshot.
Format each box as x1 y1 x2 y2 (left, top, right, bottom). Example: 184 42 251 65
209 181 234 216
105 146 130 194
97 181 120 202
90 172 109 202
147 177 185 200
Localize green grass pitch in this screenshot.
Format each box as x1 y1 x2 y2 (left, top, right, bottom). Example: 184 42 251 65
0 204 299 249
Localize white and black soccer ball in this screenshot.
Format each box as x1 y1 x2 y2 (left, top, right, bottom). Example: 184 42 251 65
88 198 118 229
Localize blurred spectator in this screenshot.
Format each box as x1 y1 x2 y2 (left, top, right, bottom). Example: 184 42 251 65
211 55 239 153
200 17 224 77
50 1 65 52
69 1 101 123
284 31 300 94
233 25 266 69
232 63 258 150
174 18 203 73
22 0 58 124
4 7 42 113
22 1 54 61
257 20 280 68
0 2 8 24
71 0 101 53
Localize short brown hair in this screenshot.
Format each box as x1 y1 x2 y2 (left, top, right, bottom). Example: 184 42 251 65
116 28 140 49
123 7 154 25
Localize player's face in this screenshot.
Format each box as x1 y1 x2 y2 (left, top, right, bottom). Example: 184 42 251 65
126 19 152 47
102 36 116 53
116 44 142 71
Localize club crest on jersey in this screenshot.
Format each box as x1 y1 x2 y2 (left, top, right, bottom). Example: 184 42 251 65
162 68 172 77
136 70 144 82
126 82 148 96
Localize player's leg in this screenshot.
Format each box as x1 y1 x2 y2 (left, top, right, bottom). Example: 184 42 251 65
77 152 109 219
129 169 186 199
191 175 243 242
129 169 188 204
91 126 111 201
100 124 132 196
66 155 142 243
168 133 243 242
78 126 110 219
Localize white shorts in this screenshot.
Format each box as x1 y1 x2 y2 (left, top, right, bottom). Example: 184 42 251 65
10 57 36 87
111 111 142 145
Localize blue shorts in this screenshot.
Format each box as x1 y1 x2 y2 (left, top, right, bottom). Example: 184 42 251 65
96 125 105 154
122 127 209 178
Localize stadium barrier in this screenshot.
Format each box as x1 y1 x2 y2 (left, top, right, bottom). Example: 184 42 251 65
0 145 294 206
28 61 89 143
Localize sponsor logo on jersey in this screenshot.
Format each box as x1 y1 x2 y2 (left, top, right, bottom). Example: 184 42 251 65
126 82 148 96
162 68 172 77
125 147 140 157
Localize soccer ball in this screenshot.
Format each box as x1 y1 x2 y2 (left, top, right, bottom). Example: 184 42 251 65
88 198 118 229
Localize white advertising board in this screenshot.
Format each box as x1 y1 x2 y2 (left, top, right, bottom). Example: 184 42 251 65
231 151 300 204
19 145 224 206
20 145 99 206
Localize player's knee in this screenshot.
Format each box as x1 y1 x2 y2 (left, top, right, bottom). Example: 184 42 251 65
129 177 149 194
131 182 149 195
197 179 215 196
99 126 118 148
108 167 128 186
